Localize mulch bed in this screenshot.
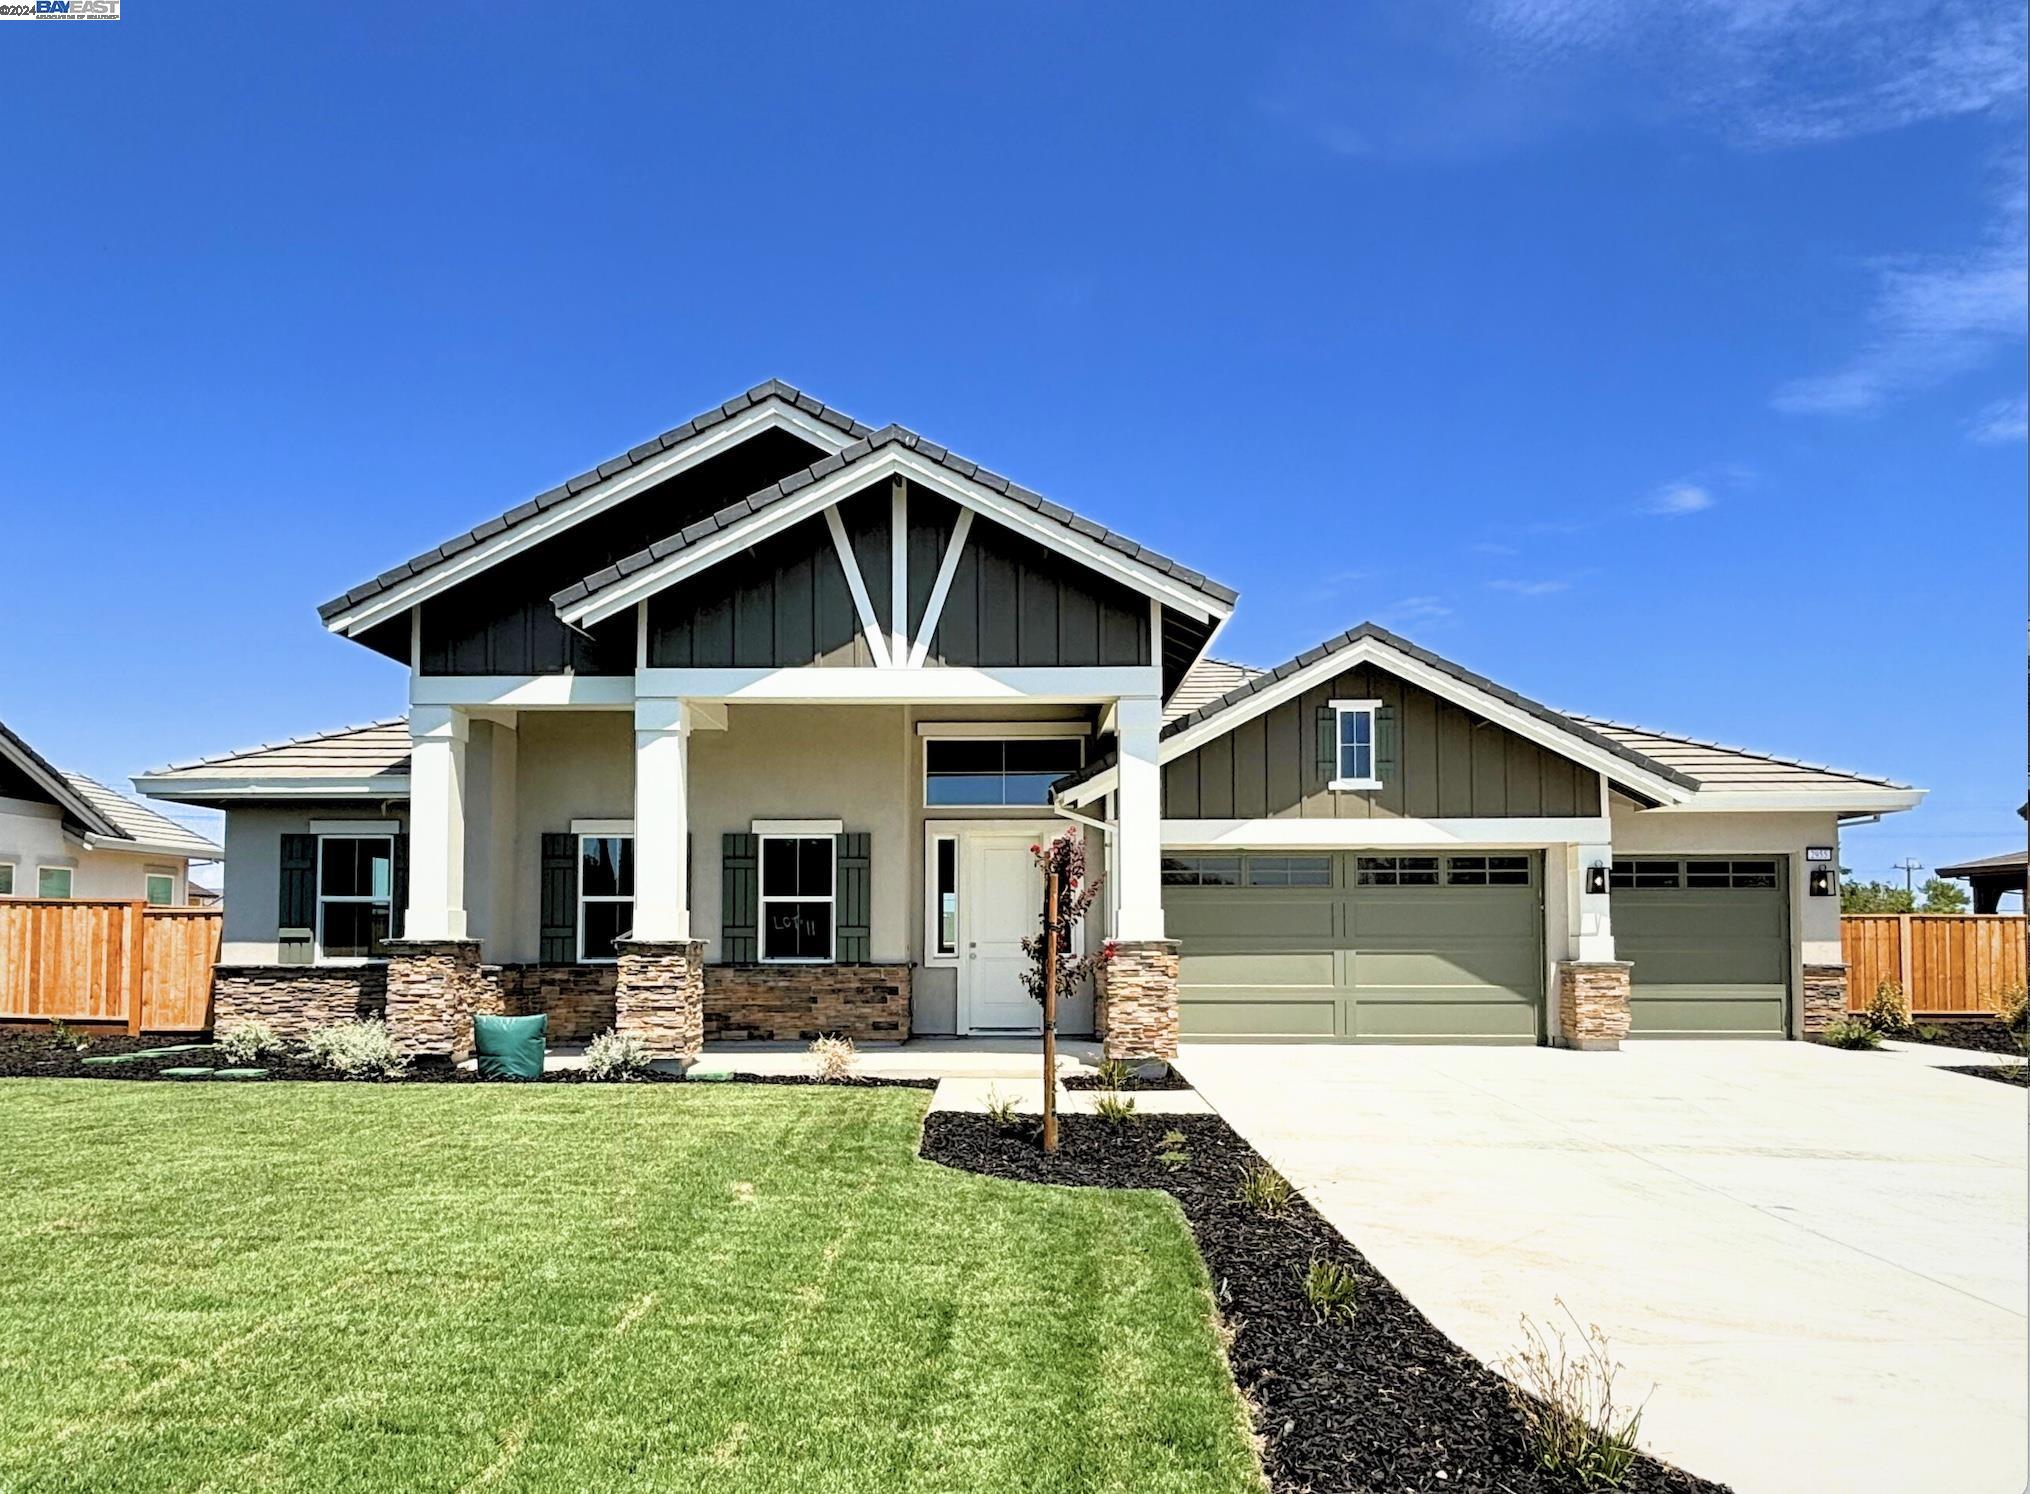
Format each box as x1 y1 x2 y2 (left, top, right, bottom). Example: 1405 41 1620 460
922 1111 1728 1494
1894 1019 2026 1056
1062 1068 1193 1091
0 1031 934 1089
1943 1064 2030 1089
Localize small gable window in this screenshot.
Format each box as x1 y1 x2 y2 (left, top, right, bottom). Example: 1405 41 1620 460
1329 700 1381 790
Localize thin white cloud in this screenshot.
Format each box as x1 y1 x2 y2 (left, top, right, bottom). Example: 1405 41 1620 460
1968 393 2030 443
1488 578 1571 596
1387 595 1454 624
1646 482 1715 516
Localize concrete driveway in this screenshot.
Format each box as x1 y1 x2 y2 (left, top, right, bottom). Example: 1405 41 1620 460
1178 1040 2028 1494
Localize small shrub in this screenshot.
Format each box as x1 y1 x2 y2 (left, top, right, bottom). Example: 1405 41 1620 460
984 1087 1019 1130
46 1018 88 1053
1095 1057 1133 1090
1863 979 1911 1034
584 1029 652 1080
300 1019 408 1078
1301 1257 1359 1323
1503 1304 1645 1489
809 1035 857 1081
1092 1092 1138 1127
216 1019 283 1064
1156 1128 1191 1171
1914 1022 1948 1043
1819 1016 1882 1050
1995 983 2028 1032
1236 1162 1294 1216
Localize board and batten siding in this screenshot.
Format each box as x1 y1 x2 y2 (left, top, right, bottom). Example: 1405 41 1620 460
1163 665 1601 820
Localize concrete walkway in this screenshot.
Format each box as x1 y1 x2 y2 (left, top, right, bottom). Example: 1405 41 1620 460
1178 1040 2028 1494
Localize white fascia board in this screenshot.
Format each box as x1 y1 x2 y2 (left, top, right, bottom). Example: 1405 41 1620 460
1642 787 1925 814
1160 636 1693 806
133 776 414 803
564 446 1230 629
326 402 855 637
79 834 224 859
1161 817 1613 848
636 665 1162 704
409 675 634 709
1056 766 1118 807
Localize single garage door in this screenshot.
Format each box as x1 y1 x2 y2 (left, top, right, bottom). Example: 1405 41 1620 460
1611 857 1789 1038
1164 852 1543 1043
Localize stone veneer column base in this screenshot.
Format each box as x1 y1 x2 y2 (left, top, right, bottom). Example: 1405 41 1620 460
1096 940 1181 1061
1557 960 1632 1051
383 939 499 1061
614 939 706 1061
1801 963 1848 1036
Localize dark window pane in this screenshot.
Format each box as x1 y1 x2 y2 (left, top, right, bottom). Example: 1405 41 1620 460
798 837 833 896
322 900 390 960
936 840 957 954
1288 857 1331 886
1732 860 1778 888
1161 856 1197 886
1198 856 1241 886
582 899 632 959
761 836 796 892
582 836 633 898
321 837 392 899
927 740 1003 775
764 900 833 960
1004 738 1083 774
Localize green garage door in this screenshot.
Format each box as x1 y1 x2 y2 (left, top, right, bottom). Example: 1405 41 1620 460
1611 858 1789 1038
1163 852 1543 1043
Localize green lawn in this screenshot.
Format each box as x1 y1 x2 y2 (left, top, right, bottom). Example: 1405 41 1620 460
0 1081 1260 1494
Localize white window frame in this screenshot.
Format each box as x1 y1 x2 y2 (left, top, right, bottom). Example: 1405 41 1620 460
1328 699 1382 791
577 831 636 965
315 832 394 965
144 870 177 906
759 832 835 965
921 734 1087 809
925 830 960 966
37 865 74 899
0 861 14 897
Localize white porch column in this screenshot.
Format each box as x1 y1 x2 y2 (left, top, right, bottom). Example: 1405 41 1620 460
632 697 692 941
1114 695 1165 941
405 704 469 941
1569 841 1615 961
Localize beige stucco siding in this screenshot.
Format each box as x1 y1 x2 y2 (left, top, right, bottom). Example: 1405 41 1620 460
219 801 409 963
0 797 194 905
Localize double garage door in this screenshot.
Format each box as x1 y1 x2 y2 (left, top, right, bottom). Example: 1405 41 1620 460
1611 857 1790 1038
1164 852 1543 1043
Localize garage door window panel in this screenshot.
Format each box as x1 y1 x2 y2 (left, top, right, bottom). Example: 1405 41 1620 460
1246 855 1332 887
1357 855 1439 887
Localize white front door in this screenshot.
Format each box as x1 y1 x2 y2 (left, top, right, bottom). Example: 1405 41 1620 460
963 834 1045 1033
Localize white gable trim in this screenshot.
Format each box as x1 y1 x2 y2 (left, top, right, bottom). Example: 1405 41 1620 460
1058 634 1694 808
325 399 857 638
557 446 1230 629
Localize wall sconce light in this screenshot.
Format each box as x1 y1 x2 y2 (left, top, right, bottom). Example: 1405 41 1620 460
1808 866 1835 898
1586 863 1608 896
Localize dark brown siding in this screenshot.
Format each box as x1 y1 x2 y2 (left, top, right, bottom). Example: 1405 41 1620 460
1163 664 1600 819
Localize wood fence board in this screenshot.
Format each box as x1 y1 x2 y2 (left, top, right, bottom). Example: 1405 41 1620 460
1843 914 2025 1015
0 901 221 1030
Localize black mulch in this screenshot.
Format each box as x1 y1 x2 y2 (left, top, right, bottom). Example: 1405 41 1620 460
922 1111 1728 1494
1942 1063 2030 1089
1895 1019 2026 1056
1062 1069 1194 1091
0 1031 933 1089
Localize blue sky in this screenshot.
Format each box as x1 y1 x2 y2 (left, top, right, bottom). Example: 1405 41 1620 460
1 1 2022 895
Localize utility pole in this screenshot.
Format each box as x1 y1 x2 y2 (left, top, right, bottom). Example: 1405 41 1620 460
1891 858 1924 895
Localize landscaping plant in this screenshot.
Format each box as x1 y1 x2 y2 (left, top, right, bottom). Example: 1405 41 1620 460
299 1020 408 1078
1156 1129 1191 1171
1503 1303 1646 1489
1301 1257 1359 1323
1095 1056 1132 1090
1996 983 2028 1033
809 1035 857 1081
1819 1016 1882 1050
1863 979 1911 1035
44 1019 88 1054
216 1019 283 1065
1092 1092 1138 1128
983 1087 1020 1130
1236 1161 1294 1215
583 1029 652 1080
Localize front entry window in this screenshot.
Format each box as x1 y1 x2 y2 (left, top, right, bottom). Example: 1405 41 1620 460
925 738 1084 806
578 834 636 963
761 835 834 962
318 836 392 959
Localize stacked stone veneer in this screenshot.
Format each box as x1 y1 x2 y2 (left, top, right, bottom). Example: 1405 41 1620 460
1801 962 1848 1036
383 939 503 1062
614 939 706 1060
1095 940 1180 1060
500 964 620 1043
211 964 388 1040
702 964 910 1043
1558 960 1632 1051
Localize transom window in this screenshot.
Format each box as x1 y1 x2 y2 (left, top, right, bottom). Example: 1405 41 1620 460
762 834 834 962
318 836 392 960
1329 700 1380 789
1356 855 1439 886
578 834 636 963
925 738 1085 807
1446 855 1531 887
145 872 176 906
1612 858 1778 890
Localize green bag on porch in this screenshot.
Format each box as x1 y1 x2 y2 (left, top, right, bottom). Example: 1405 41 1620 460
474 1013 547 1080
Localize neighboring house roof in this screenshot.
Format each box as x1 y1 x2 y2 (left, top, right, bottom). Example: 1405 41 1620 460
1565 717 1914 796
0 716 221 857
1165 657 1263 723
1934 850 2029 879
548 422 1239 624
135 719 412 803
318 379 874 627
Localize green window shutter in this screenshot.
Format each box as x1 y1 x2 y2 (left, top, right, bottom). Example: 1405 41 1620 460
1375 704 1399 783
722 833 758 963
278 833 316 965
1316 704 1337 782
836 832 871 963
539 833 578 963
389 832 409 942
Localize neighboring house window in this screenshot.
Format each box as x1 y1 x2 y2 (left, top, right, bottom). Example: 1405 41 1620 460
145 872 176 906
924 738 1084 806
930 835 958 959
318 836 393 960
578 834 635 963
761 834 834 962
0 863 13 896
1329 700 1381 789
37 866 74 898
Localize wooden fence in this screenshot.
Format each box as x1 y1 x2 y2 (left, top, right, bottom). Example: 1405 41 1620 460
0 900 222 1033
1842 914 2027 1016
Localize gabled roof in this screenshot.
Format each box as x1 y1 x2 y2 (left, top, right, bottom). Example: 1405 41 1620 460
1 718 122 838
549 423 1238 626
1933 850 2027 879
1567 716 1913 795
1165 657 1263 723
0 717 221 857
318 379 873 630
135 719 412 804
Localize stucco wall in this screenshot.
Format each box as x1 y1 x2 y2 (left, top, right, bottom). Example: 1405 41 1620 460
218 800 409 963
0 796 193 903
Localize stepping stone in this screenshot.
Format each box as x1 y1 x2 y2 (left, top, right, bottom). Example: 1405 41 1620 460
127 1044 215 1059
159 1067 215 1080
81 1053 140 1066
215 1068 269 1081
